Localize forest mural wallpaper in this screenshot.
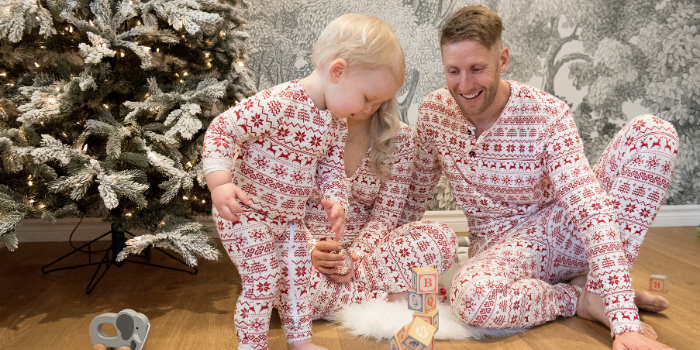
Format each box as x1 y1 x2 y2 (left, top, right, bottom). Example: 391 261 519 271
245 0 700 210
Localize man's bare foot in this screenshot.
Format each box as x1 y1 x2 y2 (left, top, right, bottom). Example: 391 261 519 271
288 339 328 350
576 288 611 327
388 292 407 302
577 289 660 340
636 288 670 312
642 321 658 340
570 274 669 312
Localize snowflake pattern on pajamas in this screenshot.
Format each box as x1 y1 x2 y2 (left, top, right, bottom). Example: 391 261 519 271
405 81 678 336
304 124 458 318
203 80 348 349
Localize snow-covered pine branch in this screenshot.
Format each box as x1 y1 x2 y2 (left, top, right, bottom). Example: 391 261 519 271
96 169 149 209
118 220 220 267
142 0 223 35
79 32 116 65
0 0 56 43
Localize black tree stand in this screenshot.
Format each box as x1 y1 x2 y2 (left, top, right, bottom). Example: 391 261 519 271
42 223 197 294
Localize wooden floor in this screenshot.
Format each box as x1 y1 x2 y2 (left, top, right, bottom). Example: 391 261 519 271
1 226 699 349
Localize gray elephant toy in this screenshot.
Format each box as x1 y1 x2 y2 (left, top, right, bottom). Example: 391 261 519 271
90 309 150 350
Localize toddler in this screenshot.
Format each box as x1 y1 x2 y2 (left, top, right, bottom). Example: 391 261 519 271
202 13 405 350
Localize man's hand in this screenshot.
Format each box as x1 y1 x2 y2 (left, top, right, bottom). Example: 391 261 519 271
210 183 251 221
613 332 674 350
311 240 358 284
322 199 345 240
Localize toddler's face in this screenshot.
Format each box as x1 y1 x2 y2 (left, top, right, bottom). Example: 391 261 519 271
325 67 401 121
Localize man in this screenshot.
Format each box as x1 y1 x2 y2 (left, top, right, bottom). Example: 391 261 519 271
402 5 678 349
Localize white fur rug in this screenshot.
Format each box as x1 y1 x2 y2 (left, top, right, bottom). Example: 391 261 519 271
324 299 522 340
324 243 524 340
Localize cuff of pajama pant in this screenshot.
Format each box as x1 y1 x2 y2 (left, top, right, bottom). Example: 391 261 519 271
560 283 582 317
607 308 643 338
286 331 313 343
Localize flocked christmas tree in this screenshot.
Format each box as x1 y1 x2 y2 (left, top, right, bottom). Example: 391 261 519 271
0 0 256 266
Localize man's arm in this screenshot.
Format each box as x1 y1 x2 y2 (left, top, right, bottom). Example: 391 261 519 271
399 104 443 226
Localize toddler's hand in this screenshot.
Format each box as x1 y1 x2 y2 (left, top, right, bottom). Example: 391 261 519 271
211 183 252 221
322 199 345 240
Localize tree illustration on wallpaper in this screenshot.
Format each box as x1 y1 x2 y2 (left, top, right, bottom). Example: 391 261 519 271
244 0 698 208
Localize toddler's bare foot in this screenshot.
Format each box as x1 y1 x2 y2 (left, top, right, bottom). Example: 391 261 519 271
288 339 328 350
636 288 670 312
388 292 407 302
569 274 588 287
438 284 448 303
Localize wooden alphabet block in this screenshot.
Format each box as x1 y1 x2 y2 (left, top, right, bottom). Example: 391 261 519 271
388 325 409 350
402 317 436 350
413 308 439 331
649 274 668 293
411 267 438 293
408 289 437 313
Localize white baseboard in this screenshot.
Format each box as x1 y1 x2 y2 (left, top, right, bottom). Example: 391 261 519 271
420 210 470 233
651 205 700 227
12 205 700 242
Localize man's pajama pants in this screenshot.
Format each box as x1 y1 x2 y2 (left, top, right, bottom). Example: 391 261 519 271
451 115 678 328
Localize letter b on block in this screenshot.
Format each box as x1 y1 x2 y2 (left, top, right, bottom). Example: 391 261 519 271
411 267 438 294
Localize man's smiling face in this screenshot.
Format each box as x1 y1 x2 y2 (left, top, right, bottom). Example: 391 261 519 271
441 39 508 120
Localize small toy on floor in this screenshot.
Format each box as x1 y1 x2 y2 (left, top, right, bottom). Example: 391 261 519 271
93 345 131 350
90 309 150 350
388 267 440 349
649 274 668 293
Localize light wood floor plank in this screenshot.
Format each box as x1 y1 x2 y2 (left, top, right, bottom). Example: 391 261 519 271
1 227 698 349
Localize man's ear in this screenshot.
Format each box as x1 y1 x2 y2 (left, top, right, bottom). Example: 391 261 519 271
327 58 348 83
499 47 509 74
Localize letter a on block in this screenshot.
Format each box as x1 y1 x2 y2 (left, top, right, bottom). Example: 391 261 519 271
411 267 438 293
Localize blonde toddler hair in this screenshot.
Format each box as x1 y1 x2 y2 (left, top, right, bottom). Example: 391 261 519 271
312 14 405 178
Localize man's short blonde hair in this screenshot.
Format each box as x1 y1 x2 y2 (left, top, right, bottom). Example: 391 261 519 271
440 5 503 49
312 14 406 84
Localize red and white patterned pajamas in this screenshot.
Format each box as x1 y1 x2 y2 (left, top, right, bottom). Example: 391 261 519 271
304 124 458 318
203 81 348 349
405 82 678 336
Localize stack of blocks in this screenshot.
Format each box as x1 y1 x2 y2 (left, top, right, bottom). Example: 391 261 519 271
388 267 439 350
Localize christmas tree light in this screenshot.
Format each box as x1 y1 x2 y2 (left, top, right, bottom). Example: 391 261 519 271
0 0 256 267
